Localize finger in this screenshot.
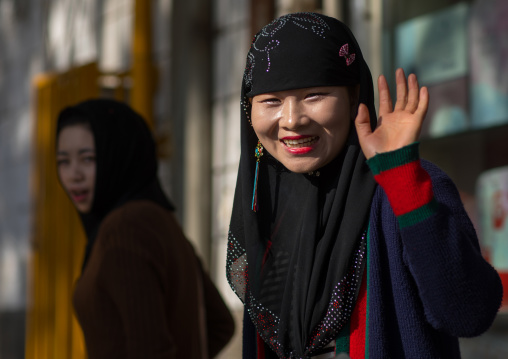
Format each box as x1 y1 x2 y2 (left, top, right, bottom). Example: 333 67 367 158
406 74 420 113
415 86 429 120
355 104 376 159
378 75 392 118
355 103 372 138
394 68 408 111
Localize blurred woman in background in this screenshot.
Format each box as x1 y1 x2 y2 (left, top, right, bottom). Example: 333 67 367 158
56 98 234 359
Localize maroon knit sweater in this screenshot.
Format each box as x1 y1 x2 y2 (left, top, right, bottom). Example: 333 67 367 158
73 200 235 359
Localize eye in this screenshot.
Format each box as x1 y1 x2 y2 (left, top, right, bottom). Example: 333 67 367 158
259 97 281 105
253 94 281 105
56 158 69 166
82 155 96 163
305 92 328 100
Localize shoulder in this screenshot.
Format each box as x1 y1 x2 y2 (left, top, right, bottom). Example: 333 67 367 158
100 200 179 236
104 200 171 225
93 201 200 286
96 200 185 256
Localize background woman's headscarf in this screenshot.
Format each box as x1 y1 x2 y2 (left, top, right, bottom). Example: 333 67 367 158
227 13 377 358
57 99 174 270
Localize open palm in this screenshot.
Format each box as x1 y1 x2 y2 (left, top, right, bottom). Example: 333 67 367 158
355 68 429 159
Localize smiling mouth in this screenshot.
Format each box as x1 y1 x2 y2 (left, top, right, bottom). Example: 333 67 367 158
71 190 89 202
282 136 318 148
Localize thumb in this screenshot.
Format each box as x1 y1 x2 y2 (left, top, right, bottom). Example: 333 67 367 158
354 103 372 141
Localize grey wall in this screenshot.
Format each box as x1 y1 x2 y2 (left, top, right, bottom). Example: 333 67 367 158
0 0 45 357
210 0 251 357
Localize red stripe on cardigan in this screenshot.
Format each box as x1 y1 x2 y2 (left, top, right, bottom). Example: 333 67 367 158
349 273 367 358
374 160 433 216
257 333 265 359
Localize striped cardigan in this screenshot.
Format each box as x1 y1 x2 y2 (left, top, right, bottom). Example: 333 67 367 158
243 143 503 359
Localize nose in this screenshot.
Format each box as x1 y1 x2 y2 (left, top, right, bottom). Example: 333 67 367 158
69 161 85 182
279 98 308 130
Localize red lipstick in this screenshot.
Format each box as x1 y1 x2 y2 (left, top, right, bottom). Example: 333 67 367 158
280 135 318 154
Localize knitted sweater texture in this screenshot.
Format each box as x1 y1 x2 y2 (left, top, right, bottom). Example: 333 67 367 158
366 144 502 358
243 144 503 359
74 200 235 359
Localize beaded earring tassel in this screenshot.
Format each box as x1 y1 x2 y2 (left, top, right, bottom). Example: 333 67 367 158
251 141 264 212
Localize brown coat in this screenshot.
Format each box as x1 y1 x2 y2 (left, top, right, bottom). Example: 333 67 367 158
73 200 235 359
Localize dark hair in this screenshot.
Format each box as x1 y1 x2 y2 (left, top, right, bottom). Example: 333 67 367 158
56 115 91 136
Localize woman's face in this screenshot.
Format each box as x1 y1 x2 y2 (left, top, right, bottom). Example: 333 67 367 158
251 86 353 173
57 124 96 213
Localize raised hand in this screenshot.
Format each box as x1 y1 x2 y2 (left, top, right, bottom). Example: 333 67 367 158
354 68 429 159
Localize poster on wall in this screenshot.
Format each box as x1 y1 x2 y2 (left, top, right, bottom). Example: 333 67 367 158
470 0 508 129
395 3 468 85
395 3 469 138
477 166 508 306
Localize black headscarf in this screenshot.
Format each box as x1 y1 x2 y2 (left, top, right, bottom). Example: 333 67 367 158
227 13 377 358
57 99 174 270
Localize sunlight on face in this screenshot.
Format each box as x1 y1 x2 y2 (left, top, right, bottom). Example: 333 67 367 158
251 86 352 173
56 124 96 213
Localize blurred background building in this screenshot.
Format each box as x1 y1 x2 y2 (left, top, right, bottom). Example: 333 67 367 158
0 0 506 358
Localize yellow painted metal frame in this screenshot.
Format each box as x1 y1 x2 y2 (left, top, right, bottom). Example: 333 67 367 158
132 0 155 129
26 62 100 359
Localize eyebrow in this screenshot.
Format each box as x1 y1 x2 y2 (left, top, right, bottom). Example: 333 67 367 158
56 148 95 156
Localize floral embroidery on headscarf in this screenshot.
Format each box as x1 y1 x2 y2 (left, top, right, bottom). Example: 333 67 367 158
246 13 331 81
339 43 356 66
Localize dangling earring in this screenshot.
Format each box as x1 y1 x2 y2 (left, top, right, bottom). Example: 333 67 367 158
251 140 264 212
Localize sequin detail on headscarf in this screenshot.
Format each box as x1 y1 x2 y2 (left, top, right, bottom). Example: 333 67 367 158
227 230 367 358
305 231 366 354
244 53 255 90
227 231 248 301
244 13 331 90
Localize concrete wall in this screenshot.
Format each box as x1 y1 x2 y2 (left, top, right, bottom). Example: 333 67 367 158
210 0 251 357
210 0 249 308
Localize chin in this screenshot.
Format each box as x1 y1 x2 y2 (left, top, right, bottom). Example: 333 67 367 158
270 149 330 173
75 204 92 214
281 161 322 174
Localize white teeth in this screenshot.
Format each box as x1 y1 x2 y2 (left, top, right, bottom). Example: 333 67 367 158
283 136 317 148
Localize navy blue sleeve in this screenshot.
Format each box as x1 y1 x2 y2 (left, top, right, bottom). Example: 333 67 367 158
400 161 503 337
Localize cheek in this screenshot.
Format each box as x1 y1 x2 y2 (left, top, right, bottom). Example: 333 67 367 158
251 116 270 141
252 123 266 143
57 167 69 187
87 165 97 188
332 117 351 142
323 107 351 152
251 106 279 139
320 108 351 134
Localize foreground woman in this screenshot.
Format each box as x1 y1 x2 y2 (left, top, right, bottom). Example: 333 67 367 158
226 12 502 359
56 99 234 359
